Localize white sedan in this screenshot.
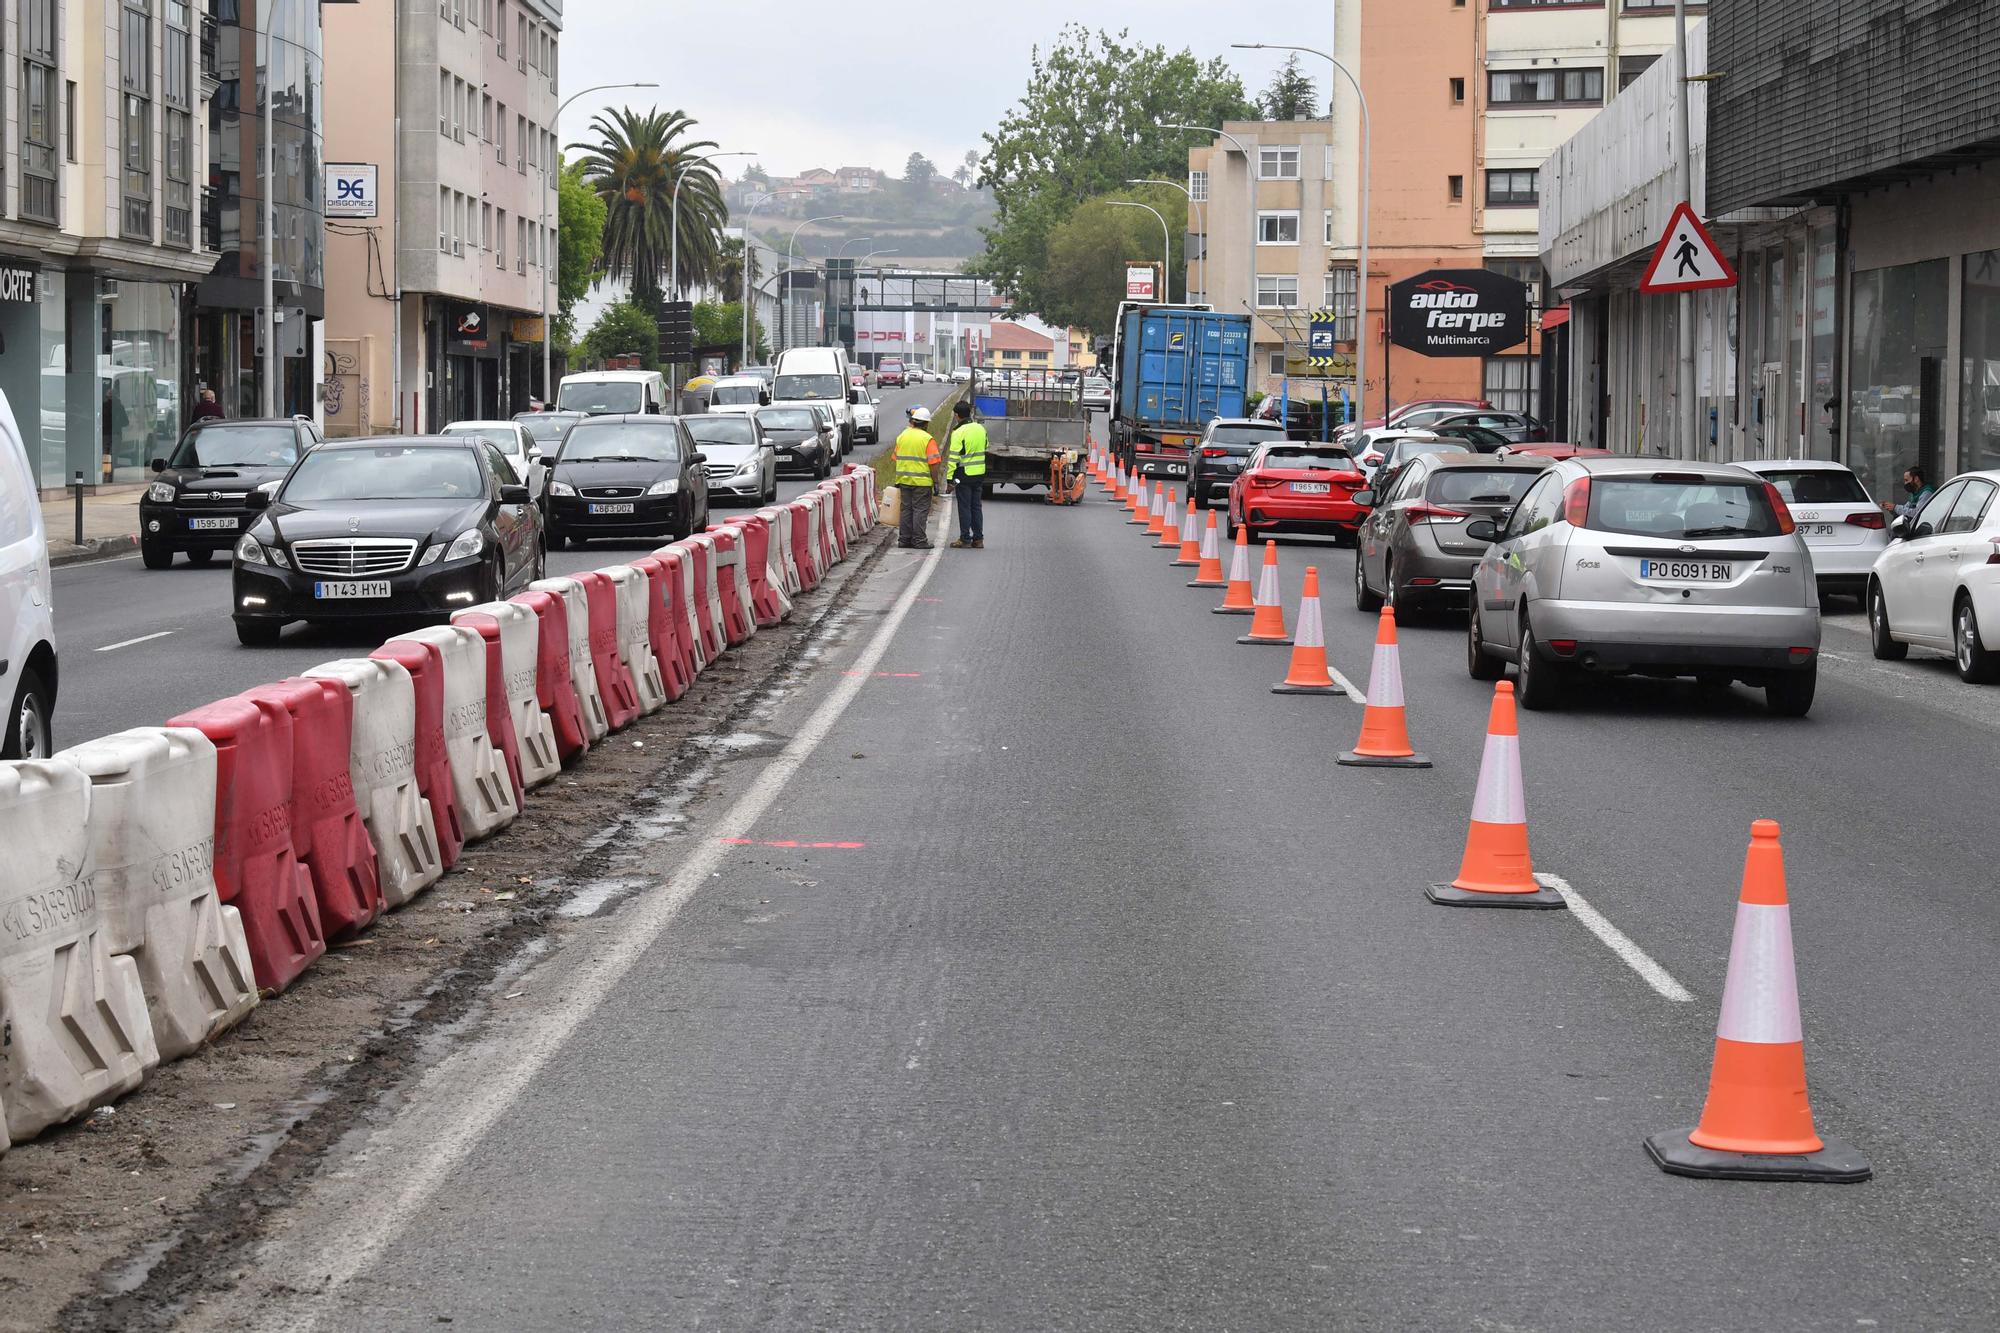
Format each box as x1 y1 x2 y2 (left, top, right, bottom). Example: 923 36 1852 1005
1737 458 1889 603
1868 467 2000 682
441 419 540 492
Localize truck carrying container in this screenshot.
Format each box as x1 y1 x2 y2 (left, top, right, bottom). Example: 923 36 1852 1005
1108 303 1252 485
965 366 1088 500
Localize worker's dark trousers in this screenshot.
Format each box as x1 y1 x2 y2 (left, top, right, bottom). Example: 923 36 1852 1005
954 477 984 541
899 484 932 545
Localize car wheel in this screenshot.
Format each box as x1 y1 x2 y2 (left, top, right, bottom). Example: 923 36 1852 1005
547 527 567 551
532 545 548 583
1515 612 1564 711
141 541 173 570
1353 548 1383 612
186 548 214 567
235 619 282 648
1868 581 1908 661
1954 596 2000 683
1382 557 1400 613
814 451 830 480
3 667 53 759
1765 664 1817 717
1467 605 1504 680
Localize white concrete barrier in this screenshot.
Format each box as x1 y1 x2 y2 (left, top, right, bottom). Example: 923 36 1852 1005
58 728 258 1062
660 545 709 674
531 576 611 743
305 658 442 909
599 564 667 714
390 626 519 841
707 524 757 645
686 533 728 662
454 601 560 790
0 760 159 1146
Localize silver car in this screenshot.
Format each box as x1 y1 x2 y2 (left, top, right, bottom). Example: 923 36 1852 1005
1464 457 1822 715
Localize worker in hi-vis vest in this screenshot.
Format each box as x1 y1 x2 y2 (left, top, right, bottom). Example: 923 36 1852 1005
893 405 942 549
946 398 988 549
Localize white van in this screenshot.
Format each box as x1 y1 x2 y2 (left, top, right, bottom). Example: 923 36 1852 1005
773 347 856 454
705 375 772 417
0 387 56 757
555 369 669 417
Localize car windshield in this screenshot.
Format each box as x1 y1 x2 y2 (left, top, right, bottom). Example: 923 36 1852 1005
1587 477 1787 539
1211 424 1286 447
1759 468 1871 505
774 373 844 401
687 417 755 448
1262 448 1358 472
711 384 764 406
557 381 645 414
560 422 682 463
283 446 481 502
515 413 582 444
758 409 816 431
1429 468 1542 505
170 424 299 469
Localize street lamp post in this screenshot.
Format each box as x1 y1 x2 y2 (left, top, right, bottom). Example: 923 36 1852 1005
668 150 755 389
1128 178 1204 302
783 214 846 354
740 191 769 368
1162 123 1254 320
1108 201 1172 300
543 80 658 406
1234 42 1372 424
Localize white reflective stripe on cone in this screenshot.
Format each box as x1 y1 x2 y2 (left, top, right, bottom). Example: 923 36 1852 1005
1227 543 1251 582
1468 733 1526 825
1179 508 1197 542
1366 642 1405 708
1715 902 1804 1044
1294 595 1324 648
1199 524 1219 559
1254 563 1280 607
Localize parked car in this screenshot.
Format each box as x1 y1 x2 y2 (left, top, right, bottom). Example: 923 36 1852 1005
140 417 321 569
514 411 585 456
555 369 669 416
1428 410 1549 445
541 414 710 550
1736 459 1888 604
1082 375 1113 412
704 375 771 416
1495 443 1613 462
1429 422 1515 454
1360 432 1476 489
1867 468 2000 681
685 413 778 505
951 366 973 384
1189 417 1288 508
756 406 836 478
1464 457 1820 715
1353 455 1551 613
877 358 907 388
231 435 544 646
441 419 540 495
1336 398 1494 444
1225 442 1370 544
849 385 880 444
0 387 56 757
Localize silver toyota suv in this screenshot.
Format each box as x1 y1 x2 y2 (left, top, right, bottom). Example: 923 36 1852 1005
1463 457 1821 715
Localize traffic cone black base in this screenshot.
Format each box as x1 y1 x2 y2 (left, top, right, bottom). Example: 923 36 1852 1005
1426 881 1566 910
1237 633 1294 645
1644 1131 1871 1183
1337 750 1431 768
1271 681 1345 696
1211 605 1254 615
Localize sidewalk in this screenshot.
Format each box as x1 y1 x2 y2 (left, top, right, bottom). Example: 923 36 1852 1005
41 487 143 566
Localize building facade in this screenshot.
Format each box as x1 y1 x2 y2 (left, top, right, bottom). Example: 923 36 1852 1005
321 0 561 436
0 0 217 490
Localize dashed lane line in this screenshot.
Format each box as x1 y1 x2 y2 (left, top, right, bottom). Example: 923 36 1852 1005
1538 872 1694 1002
94 629 175 652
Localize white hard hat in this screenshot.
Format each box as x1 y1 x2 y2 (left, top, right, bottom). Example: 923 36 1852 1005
910 407 932 424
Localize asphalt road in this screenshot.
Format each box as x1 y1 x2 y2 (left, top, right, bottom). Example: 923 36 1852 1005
46 381 952 745
180 453 2000 1329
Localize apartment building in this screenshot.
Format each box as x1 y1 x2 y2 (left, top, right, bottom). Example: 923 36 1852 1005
0 0 216 489
322 0 561 434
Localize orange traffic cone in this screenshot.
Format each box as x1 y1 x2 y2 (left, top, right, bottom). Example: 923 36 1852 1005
1112 461 1129 502
1647 821 1871 1182
1187 511 1227 587
1128 474 1151 523
1272 567 1344 695
1145 480 1169 536
1154 488 1181 546
1338 608 1431 767
1211 525 1256 614
1427 682 1564 907
1171 499 1202 566
1237 541 1293 645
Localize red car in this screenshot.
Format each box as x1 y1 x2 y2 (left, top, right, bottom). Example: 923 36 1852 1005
1226 441 1370 545
1497 443 1612 461
877 359 906 387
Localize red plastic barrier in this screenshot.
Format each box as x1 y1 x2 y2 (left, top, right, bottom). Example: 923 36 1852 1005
445 613 526 806
709 526 755 644
239 678 385 941
370 639 464 870
165 696 327 992
630 555 691 702
817 484 850 561
788 501 821 590
816 490 843 564
737 515 786 627
509 588 589 764
679 538 726 662
660 547 701 687
575 570 640 732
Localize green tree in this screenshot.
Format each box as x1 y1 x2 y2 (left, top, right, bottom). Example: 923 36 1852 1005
578 300 659 370
569 107 729 314
1039 189 1185 338
904 151 936 193
554 159 607 348
971 24 1252 319
692 300 767 363
1257 53 1320 121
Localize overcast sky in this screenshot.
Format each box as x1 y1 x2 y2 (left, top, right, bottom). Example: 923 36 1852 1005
558 1 1326 180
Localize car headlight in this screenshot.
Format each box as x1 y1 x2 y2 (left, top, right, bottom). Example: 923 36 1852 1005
646 479 679 496
548 480 576 497
732 460 759 477
420 529 484 566
235 533 268 565
147 481 176 503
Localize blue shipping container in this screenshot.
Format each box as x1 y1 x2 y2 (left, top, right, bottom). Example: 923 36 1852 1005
1117 308 1251 431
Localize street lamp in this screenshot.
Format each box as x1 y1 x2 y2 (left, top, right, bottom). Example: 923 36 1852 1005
1234 42 1372 422
1161 123 1254 322
543 80 659 405
667 150 756 389
739 190 770 368
1128 178 1204 302
837 236 877 257
783 214 846 354
1108 201 1172 299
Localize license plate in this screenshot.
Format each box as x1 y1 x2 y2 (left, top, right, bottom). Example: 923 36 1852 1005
314 580 391 600
188 515 239 530
588 502 636 515
1639 559 1732 582
1797 523 1835 538
1290 481 1332 494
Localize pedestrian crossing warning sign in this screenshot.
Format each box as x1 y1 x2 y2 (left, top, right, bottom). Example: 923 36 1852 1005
1640 201 1737 293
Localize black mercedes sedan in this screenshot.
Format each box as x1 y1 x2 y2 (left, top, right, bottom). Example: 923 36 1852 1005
541 414 709 549
755 406 834 479
140 417 321 568
230 436 544 646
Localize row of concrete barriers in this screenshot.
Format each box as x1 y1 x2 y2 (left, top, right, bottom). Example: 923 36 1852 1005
0 467 879 1157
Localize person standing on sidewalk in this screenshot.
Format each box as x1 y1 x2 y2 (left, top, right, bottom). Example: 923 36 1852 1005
190 388 224 422
893 406 942 549
946 398 987 549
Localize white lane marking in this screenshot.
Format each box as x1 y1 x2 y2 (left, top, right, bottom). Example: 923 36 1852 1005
239 539 950 1332
1329 666 1366 705
1537 872 1694 1003
94 630 175 652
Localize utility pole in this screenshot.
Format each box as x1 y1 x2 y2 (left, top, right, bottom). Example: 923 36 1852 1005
260 2 276 418
1674 0 1697 459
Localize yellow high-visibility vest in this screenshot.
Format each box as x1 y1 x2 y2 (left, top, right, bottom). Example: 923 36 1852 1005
948 420 988 479
893 426 937 488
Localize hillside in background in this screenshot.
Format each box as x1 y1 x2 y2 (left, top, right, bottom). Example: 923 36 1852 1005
729 154 995 267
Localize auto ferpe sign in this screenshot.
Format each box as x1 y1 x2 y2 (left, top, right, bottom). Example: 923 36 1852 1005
1387 269 1529 357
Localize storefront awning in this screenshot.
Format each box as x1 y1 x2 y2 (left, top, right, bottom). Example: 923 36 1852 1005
1540 304 1571 331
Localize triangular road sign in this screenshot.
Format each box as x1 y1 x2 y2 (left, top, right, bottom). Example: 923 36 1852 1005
1640 202 1738 293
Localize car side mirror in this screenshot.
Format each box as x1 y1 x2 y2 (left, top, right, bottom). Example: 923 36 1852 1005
498 483 531 505
690 451 708 465
526 445 542 462
151 457 167 473
538 455 555 470
1353 489 1376 508
1911 520 1934 540
1889 514 1910 539
243 488 271 511
1465 517 1500 543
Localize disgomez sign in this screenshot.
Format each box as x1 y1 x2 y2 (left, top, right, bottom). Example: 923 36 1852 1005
1387 269 1530 357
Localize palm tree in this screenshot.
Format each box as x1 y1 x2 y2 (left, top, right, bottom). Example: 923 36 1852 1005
569 107 730 312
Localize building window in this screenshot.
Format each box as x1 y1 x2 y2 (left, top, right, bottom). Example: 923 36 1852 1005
517 15 527 72
121 0 155 241
1450 77 1466 104
497 0 506 56
64 81 78 164
1484 355 1536 416
440 187 451 251
1326 266 1357 342
164 0 193 248
1257 211 1300 245
439 72 451 134
517 114 527 172
22 0 61 224
1258 146 1300 180
1188 169 1208 202
496 208 507 268
1448 174 1464 202
495 102 506 163
1489 68 1603 106
1617 54 1659 91
1323 145 1334 179
1491 0 1602 8
1255 275 1300 309
1268 350 1286 377
1323 209 1333 245
1486 258 1546 310
1485 169 1539 207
